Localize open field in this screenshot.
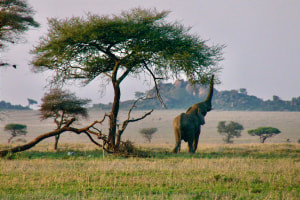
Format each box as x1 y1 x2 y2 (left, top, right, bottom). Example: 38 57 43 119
0 110 299 199
0 143 299 199
1 110 299 199
0 110 300 145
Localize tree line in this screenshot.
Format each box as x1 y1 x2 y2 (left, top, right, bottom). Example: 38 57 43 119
93 82 300 111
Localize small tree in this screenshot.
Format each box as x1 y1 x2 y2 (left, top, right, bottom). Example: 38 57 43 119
4 123 27 143
248 127 281 143
27 98 38 108
0 0 39 67
139 127 158 143
217 121 244 143
40 88 91 150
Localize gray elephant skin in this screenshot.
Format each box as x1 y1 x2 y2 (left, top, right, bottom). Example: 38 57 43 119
173 75 214 153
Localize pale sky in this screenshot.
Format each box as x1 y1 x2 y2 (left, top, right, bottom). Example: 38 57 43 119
0 0 299 107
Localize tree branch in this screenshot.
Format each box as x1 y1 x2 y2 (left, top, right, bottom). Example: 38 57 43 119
0 115 114 157
116 97 154 144
117 67 131 84
143 63 166 108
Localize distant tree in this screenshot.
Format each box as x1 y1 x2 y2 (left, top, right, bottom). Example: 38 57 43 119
4 123 27 143
239 88 247 95
31 8 223 152
247 127 281 143
27 98 38 108
272 95 281 102
139 127 158 143
0 0 39 67
217 121 244 143
40 88 91 150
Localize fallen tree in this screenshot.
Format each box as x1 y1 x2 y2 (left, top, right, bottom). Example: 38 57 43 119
0 99 153 157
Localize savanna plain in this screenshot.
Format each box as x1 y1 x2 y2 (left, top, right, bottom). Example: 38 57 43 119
0 110 299 199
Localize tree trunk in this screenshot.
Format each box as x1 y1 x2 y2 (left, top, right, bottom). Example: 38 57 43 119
108 82 121 150
54 134 60 150
260 136 266 143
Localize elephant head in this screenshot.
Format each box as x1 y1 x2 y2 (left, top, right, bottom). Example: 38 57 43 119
173 75 214 153
186 75 214 116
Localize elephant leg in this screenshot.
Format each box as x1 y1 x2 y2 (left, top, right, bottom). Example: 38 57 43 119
173 140 181 153
188 140 194 153
193 134 200 152
193 127 201 152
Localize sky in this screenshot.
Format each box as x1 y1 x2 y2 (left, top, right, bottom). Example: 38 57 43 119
0 0 300 107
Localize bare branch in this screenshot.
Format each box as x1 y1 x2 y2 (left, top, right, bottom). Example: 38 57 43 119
0 115 114 157
117 97 155 142
143 63 166 108
82 131 102 148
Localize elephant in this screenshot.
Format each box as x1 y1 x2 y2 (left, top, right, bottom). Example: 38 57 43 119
173 75 214 153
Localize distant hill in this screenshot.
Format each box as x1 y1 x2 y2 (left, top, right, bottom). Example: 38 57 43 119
0 100 29 110
93 80 300 111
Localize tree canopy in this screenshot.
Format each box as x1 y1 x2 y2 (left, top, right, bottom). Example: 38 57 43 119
248 127 281 143
40 88 90 124
0 0 39 67
217 121 244 143
32 8 223 85
0 0 39 47
4 123 27 143
32 8 224 150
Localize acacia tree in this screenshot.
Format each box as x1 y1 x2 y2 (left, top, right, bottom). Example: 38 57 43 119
40 88 90 150
31 8 223 151
4 123 27 143
248 127 281 143
139 127 158 143
217 121 244 143
0 0 39 67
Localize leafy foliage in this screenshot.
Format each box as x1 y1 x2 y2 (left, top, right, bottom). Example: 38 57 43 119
4 123 27 143
40 88 90 126
0 0 39 66
217 121 244 143
31 8 223 85
248 127 281 143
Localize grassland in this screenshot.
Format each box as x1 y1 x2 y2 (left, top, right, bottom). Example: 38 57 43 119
0 143 299 199
0 110 299 199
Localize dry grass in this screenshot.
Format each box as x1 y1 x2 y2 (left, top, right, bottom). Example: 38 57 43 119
0 143 299 199
0 110 299 199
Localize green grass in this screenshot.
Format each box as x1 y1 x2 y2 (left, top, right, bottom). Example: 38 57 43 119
0 143 299 199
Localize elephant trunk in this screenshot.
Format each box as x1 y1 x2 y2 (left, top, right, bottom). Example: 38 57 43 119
204 75 214 109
